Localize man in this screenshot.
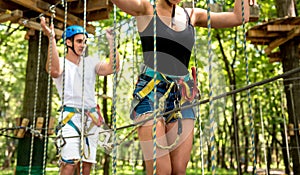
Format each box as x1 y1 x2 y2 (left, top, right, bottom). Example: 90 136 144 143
40 17 119 175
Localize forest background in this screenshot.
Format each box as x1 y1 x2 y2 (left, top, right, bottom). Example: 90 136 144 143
0 0 299 174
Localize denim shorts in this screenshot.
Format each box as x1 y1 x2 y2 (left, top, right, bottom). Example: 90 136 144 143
130 74 196 123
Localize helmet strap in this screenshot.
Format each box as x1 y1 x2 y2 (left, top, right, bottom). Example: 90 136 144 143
67 37 80 56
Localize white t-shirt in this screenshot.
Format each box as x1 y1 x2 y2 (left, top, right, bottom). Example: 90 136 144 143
53 55 100 108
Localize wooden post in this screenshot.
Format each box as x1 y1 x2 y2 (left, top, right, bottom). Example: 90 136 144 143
48 117 55 135
16 118 29 138
14 118 21 136
35 117 44 137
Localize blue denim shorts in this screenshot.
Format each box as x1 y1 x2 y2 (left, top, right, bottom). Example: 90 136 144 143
130 74 195 123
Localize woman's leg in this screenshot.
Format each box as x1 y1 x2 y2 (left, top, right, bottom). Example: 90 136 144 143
166 119 194 175
137 114 172 175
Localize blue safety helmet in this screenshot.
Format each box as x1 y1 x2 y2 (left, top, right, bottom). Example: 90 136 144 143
62 25 88 41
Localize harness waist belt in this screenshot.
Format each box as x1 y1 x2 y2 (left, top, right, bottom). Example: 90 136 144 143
63 106 96 113
143 65 190 82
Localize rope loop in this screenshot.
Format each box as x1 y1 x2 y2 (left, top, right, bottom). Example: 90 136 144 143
49 5 56 15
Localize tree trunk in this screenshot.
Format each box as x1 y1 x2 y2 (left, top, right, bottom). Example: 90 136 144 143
275 0 299 173
280 121 291 175
275 0 296 17
281 39 300 174
16 30 51 174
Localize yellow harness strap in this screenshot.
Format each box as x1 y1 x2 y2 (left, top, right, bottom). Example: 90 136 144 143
136 78 161 99
61 111 99 133
62 112 75 125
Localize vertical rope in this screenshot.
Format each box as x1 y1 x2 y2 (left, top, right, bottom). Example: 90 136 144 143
43 6 56 175
132 20 136 88
192 0 205 174
241 0 256 174
79 1 87 174
58 1 68 174
232 85 241 175
152 0 158 174
258 96 268 175
280 84 292 174
206 1 216 175
112 4 118 175
28 27 43 175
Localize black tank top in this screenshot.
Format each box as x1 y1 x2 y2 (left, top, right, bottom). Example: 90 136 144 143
139 9 195 76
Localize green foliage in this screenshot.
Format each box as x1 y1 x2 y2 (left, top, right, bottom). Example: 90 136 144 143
0 23 27 124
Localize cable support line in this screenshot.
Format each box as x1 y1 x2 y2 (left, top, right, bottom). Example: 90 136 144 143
57 2 68 173
280 88 292 175
101 66 300 133
112 4 118 175
1 68 297 151
2 128 300 151
78 0 87 174
29 27 43 175
193 0 204 173
152 0 158 173
199 66 300 104
259 100 269 175
0 65 298 141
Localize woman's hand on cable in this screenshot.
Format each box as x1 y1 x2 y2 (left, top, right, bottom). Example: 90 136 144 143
40 16 55 39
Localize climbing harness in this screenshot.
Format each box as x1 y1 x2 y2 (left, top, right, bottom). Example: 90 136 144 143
131 64 199 149
132 64 199 120
55 105 105 159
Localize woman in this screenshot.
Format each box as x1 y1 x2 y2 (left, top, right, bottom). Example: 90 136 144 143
110 0 254 174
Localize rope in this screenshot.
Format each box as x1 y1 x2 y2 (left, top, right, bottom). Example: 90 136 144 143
232 85 241 175
57 2 68 174
28 26 43 175
155 82 182 150
152 1 158 174
43 5 56 175
79 0 87 174
206 1 216 174
132 21 136 87
112 4 118 175
192 0 205 174
280 85 292 175
258 98 269 175
106 66 300 134
241 0 257 174
103 81 176 151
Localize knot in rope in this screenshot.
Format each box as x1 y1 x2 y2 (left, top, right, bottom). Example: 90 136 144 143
49 5 56 15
